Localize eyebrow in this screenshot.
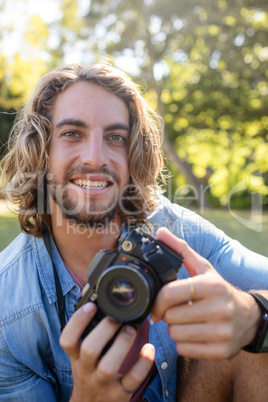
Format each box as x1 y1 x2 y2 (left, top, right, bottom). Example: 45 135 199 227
54 119 88 130
54 119 130 133
104 123 130 133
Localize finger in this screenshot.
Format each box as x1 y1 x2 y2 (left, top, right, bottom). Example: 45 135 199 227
151 275 205 322
151 279 192 321
163 302 227 324
169 322 233 344
79 316 123 370
151 273 227 322
119 343 155 396
176 341 233 360
161 282 232 324
60 302 97 360
156 228 216 276
96 325 137 384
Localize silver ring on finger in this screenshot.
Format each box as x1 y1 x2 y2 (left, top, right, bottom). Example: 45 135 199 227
119 377 134 395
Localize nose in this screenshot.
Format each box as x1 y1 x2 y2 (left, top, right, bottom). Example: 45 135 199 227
80 130 107 169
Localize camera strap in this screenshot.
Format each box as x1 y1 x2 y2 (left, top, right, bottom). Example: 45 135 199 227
42 224 66 332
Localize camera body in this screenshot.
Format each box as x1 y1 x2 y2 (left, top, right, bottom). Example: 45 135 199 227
75 225 183 337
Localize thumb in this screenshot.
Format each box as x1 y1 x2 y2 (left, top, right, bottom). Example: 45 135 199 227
156 227 216 277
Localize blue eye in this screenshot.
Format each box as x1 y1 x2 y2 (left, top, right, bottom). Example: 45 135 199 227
109 134 125 143
110 134 123 142
64 131 79 138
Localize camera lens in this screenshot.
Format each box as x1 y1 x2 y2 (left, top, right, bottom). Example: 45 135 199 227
96 263 155 322
111 280 135 305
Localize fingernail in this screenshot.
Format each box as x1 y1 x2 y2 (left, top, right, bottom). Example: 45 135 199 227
124 325 136 335
83 302 95 313
146 343 155 352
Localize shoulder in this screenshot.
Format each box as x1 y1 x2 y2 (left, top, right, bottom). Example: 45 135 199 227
147 195 184 236
0 233 35 272
0 233 33 260
148 196 268 289
0 232 39 288
0 233 43 324
147 196 237 263
147 195 222 248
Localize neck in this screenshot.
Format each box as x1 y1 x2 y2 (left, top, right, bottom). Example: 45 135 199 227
49 203 121 286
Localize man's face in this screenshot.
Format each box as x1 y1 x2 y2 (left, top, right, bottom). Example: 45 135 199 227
47 81 130 228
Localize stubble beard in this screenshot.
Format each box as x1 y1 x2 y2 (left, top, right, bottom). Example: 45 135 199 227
47 166 125 229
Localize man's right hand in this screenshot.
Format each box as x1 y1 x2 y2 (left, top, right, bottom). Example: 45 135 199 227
60 302 155 401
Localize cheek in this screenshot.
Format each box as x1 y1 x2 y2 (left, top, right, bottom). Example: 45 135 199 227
48 142 77 173
110 148 129 174
119 153 130 183
47 154 67 183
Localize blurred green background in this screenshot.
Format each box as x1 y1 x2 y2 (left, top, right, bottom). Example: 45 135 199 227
0 0 268 255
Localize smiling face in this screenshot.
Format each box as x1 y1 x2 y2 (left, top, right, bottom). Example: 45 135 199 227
47 81 130 228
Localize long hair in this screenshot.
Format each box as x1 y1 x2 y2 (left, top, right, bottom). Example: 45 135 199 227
1 63 166 236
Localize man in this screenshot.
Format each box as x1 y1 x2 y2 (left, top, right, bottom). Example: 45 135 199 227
0 63 267 402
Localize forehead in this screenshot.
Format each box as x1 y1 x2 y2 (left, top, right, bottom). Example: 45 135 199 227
52 81 129 125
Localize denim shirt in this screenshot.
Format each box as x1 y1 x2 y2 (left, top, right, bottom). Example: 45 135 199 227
0 196 267 401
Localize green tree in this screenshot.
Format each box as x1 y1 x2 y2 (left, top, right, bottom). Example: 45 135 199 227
76 0 268 207
0 2 48 157
1 0 268 208
0 54 47 157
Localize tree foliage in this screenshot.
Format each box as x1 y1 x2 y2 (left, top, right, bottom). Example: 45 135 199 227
0 0 267 207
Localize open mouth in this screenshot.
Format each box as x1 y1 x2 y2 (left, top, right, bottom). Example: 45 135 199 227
71 179 112 189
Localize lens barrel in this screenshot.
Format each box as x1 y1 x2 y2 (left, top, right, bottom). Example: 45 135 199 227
96 263 157 322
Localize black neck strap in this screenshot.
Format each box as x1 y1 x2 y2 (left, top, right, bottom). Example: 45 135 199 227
42 224 66 332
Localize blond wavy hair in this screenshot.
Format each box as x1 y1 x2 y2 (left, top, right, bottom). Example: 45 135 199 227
1 63 165 237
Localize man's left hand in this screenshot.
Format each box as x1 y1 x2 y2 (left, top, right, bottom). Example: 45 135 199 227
151 228 262 360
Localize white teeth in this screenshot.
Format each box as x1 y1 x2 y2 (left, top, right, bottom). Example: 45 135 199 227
73 179 109 189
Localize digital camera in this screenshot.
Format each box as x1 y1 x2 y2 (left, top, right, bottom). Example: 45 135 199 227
75 225 183 338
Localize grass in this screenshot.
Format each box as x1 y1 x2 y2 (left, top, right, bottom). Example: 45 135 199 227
201 209 268 257
0 215 20 251
0 200 20 250
0 201 267 257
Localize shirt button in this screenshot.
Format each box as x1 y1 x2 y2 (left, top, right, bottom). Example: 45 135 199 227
161 362 168 370
165 390 169 397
